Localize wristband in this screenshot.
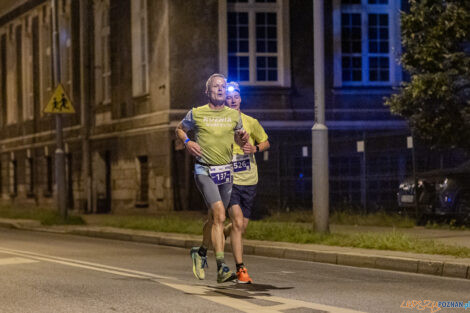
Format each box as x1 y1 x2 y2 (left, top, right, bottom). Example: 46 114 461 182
184 138 190 145
256 145 260 153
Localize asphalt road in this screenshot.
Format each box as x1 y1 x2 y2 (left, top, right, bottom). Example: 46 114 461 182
0 228 469 313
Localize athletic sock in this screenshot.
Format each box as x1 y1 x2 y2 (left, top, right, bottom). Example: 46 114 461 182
236 263 245 271
198 245 207 257
215 252 225 270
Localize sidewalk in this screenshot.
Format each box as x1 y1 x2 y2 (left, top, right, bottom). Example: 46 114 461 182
0 217 469 280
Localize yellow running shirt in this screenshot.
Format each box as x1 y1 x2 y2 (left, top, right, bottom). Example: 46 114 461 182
232 113 268 185
181 104 243 166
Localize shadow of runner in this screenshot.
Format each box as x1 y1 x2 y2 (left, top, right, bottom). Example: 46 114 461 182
201 283 294 299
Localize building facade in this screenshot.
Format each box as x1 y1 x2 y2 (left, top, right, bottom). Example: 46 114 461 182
0 0 460 215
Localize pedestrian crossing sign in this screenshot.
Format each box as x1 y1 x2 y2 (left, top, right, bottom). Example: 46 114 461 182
43 84 75 114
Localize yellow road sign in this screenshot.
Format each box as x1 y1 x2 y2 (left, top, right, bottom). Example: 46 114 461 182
43 84 75 114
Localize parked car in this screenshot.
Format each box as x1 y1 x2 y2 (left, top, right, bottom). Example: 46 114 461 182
397 161 470 219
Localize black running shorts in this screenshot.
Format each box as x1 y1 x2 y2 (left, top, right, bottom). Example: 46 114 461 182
228 184 257 219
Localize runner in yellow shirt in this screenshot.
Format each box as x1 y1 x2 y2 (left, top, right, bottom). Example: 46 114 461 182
175 74 248 283
224 81 270 283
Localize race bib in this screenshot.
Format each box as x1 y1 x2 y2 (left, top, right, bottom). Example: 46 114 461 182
232 154 251 173
209 164 233 185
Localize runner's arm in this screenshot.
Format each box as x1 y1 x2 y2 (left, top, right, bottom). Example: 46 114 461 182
234 115 249 147
242 140 270 154
176 111 202 157
242 120 270 154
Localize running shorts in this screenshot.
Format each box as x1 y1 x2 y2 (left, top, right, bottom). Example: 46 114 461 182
228 184 257 219
194 174 232 209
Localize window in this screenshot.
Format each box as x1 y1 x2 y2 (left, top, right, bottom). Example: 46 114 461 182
0 160 3 195
220 0 290 86
0 33 6 126
23 15 34 121
45 155 53 196
333 0 401 87
40 5 53 117
32 16 40 120
60 0 72 97
131 0 149 96
135 155 149 208
26 156 34 197
137 156 149 206
94 0 111 105
6 24 18 124
15 25 23 123
9 158 17 197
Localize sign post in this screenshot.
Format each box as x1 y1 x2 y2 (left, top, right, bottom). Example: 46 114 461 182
47 0 75 219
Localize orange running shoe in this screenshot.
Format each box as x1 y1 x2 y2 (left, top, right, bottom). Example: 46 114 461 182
236 267 253 284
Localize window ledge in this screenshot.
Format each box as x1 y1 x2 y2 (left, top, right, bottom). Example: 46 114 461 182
132 93 150 101
238 86 291 96
331 86 398 95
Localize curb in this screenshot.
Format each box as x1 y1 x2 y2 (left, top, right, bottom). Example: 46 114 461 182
1 222 469 280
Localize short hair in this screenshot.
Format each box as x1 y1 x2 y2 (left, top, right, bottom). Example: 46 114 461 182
205 73 226 95
227 81 240 93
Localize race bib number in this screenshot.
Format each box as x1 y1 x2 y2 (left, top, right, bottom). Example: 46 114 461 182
209 164 233 185
232 154 251 173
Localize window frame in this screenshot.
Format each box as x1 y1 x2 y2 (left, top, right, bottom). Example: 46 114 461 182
94 0 112 105
9 154 17 197
131 0 149 97
59 0 73 98
22 14 35 121
6 23 19 125
219 0 291 87
39 4 53 118
332 0 402 87
0 29 6 127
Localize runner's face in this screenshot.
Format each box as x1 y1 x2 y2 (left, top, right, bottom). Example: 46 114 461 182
226 91 241 111
208 77 226 105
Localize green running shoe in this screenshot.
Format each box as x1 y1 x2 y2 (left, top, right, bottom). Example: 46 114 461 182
190 247 207 280
217 263 237 283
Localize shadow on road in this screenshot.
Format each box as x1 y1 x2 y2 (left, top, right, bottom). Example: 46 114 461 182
205 283 294 299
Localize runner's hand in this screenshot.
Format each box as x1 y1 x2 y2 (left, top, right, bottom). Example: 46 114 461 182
242 143 256 154
186 141 202 157
236 130 249 146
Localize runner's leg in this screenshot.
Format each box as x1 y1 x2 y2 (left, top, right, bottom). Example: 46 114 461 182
228 204 244 264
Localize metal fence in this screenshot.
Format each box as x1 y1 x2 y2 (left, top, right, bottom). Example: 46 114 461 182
173 131 467 217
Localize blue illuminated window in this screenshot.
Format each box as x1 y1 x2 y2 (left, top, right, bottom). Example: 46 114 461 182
341 13 362 82
228 12 249 81
225 0 288 86
334 0 399 86
368 13 389 81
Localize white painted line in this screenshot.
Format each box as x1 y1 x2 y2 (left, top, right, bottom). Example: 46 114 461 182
0 257 38 266
0 246 367 313
0 247 174 280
